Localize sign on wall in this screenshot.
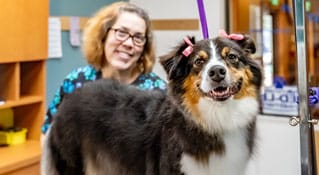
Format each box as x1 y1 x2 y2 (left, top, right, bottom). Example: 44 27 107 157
261 86 299 116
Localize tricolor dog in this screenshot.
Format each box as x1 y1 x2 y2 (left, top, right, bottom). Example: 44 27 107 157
41 34 262 175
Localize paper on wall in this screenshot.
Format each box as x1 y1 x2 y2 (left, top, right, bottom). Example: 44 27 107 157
48 17 62 58
69 16 81 47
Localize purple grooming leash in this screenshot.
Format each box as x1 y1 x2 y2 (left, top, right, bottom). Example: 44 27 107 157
196 0 209 39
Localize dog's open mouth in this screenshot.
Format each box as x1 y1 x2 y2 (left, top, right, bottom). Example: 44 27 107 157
205 79 242 101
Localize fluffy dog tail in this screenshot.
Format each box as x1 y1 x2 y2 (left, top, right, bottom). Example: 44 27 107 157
41 128 58 175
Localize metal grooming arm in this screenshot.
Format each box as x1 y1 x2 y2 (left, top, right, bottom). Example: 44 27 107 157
290 0 317 174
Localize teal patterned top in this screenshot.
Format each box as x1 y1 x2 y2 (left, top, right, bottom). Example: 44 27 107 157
41 65 167 134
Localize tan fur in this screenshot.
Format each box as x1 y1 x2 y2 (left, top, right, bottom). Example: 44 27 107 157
82 139 129 175
182 74 202 122
198 50 209 61
221 47 230 57
181 50 208 124
233 67 257 99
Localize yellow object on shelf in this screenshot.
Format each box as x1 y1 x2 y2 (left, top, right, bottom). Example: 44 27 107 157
0 108 14 130
0 128 27 146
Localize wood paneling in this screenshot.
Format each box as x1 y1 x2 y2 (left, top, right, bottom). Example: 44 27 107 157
57 16 199 31
0 0 48 61
151 19 199 30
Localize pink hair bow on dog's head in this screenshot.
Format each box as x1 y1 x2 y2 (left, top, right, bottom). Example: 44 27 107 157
182 37 194 57
219 29 244 40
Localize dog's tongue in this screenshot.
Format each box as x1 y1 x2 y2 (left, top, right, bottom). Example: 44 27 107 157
209 87 231 100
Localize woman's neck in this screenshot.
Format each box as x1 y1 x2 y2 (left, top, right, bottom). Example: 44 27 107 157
117 70 140 84
101 66 140 85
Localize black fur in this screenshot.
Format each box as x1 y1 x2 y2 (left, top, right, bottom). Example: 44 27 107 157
42 35 262 175
47 80 223 174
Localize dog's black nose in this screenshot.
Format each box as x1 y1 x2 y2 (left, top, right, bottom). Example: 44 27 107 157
208 65 226 82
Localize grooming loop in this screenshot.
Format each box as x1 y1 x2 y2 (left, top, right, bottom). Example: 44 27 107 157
289 116 300 126
291 87 319 126
289 116 319 126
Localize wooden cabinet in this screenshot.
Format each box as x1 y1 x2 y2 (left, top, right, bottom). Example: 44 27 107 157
0 0 48 174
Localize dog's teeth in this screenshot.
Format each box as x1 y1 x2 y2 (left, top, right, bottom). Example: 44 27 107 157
208 86 235 100
221 89 227 96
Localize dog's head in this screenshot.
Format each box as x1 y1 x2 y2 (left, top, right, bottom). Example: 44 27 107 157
160 35 262 105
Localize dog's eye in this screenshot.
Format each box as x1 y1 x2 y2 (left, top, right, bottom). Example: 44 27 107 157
194 58 205 67
227 53 238 63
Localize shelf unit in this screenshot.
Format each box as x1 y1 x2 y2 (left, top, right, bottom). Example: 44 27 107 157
0 61 46 139
0 0 48 174
0 60 46 175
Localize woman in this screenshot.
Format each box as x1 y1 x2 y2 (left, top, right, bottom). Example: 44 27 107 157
41 2 166 142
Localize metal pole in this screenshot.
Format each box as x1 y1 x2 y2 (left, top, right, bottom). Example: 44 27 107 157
292 0 316 174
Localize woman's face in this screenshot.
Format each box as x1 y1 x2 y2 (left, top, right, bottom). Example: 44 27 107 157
104 12 146 72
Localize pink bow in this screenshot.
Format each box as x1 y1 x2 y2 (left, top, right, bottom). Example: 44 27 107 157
182 37 194 57
219 29 244 40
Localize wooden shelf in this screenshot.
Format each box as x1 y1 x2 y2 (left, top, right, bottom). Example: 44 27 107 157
0 140 41 174
0 57 47 64
0 96 43 110
0 0 48 174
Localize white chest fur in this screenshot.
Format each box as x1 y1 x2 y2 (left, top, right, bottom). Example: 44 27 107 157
197 97 258 133
180 129 250 175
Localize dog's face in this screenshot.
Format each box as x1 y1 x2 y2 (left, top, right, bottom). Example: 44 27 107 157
160 36 262 129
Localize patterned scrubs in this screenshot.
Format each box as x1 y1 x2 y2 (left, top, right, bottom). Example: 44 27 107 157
41 65 167 134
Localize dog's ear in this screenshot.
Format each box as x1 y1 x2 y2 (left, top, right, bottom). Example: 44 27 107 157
235 35 256 54
160 36 195 80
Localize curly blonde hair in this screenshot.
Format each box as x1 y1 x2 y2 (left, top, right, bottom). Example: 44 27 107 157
82 1 155 73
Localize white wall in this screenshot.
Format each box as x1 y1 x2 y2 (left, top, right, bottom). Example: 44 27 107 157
130 0 225 80
247 115 301 175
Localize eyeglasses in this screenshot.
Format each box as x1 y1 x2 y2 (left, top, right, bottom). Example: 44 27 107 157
110 28 146 46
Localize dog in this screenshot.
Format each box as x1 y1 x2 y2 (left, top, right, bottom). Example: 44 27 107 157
41 34 262 175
